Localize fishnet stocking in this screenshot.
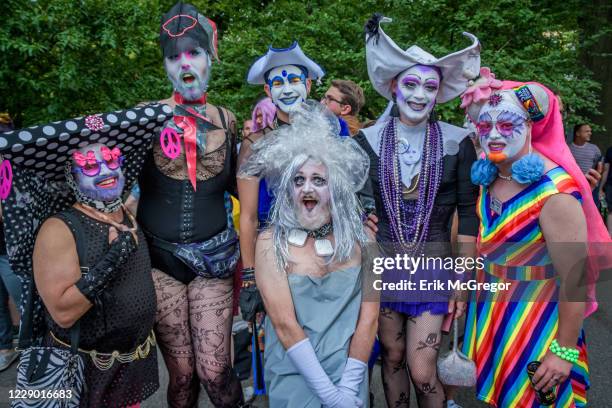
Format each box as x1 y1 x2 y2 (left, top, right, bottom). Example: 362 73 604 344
153 270 244 407
379 307 446 408
188 276 244 407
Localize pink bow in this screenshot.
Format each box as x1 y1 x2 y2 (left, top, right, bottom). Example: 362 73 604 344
73 151 97 167
101 146 121 161
460 67 503 109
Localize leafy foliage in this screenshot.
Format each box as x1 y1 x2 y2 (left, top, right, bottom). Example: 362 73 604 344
0 0 607 133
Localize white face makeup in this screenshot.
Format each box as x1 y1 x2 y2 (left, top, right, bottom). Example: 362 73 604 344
164 46 210 101
267 64 308 113
395 65 440 125
292 159 331 230
477 95 530 163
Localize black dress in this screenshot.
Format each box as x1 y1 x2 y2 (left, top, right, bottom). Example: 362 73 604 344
354 122 479 316
46 207 158 408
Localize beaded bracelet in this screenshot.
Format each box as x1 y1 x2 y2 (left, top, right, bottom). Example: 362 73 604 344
549 339 579 363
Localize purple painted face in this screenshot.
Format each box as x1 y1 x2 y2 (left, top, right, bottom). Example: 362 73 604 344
72 144 125 202
395 65 440 125
477 94 530 163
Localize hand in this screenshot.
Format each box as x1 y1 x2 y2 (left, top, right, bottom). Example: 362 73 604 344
239 285 264 322
447 297 467 319
585 167 602 190
364 213 378 236
108 226 118 244
326 388 363 408
531 351 573 393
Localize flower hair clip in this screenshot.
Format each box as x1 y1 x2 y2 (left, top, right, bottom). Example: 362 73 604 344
460 67 503 109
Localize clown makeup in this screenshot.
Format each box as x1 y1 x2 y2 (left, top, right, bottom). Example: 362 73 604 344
292 159 331 230
266 65 308 113
477 109 529 163
395 65 440 125
72 144 125 203
164 46 211 101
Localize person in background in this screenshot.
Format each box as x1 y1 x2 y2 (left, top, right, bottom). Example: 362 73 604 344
569 124 601 175
242 119 254 140
600 145 612 235
250 97 276 134
321 79 365 136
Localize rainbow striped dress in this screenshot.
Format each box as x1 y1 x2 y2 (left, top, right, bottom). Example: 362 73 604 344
463 167 589 407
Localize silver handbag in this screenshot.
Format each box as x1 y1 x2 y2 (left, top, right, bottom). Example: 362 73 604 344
437 318 477 387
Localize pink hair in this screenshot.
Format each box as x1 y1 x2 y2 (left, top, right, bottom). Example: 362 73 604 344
251 97 277 133
501 80 610 317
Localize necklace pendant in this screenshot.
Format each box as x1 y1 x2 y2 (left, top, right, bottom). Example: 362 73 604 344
288 229 307 247
491 196 503 215
314 239 334 257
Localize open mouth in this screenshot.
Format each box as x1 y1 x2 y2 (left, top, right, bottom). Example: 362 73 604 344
408 102 427 111
181 73 196 84
280 96 299 105
302 198 318 212
96 176 118 189
488 142 506 152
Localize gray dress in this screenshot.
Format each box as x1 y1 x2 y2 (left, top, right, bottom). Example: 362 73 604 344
264 265 368 407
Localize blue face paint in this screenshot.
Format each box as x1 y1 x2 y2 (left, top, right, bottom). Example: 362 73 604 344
266 65 309 113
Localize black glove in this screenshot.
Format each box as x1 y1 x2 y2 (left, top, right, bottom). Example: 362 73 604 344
75 230 137 303
239 285 264 322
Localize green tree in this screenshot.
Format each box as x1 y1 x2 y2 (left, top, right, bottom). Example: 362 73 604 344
1 0 608 134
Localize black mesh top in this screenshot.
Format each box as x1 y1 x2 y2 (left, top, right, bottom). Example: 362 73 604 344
46 207 158 407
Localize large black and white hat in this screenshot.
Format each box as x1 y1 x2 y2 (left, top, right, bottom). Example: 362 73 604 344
0 103 172 346
0 103 172 181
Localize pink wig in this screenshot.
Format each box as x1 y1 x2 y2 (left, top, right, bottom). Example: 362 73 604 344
500 80 610 316
251 97 277 133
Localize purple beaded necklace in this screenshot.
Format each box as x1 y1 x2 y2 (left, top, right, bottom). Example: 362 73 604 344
378 117 443 253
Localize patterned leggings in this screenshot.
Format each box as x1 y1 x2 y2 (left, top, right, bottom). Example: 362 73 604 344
378 308 445 408
153 269 244 408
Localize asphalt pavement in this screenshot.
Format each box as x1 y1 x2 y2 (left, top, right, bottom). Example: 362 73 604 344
0 301 609 407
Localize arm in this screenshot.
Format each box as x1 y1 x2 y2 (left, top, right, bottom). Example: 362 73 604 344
452 137 479 317
237 137 260 271
532 193 587 392
347 299 378 363
599 162 609 195
33 218 92 328
34 216 137 329
255 231 305 348
225 107 239 197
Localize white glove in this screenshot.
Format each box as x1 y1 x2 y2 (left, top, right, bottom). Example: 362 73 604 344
337 357 367 397
286 338 363 407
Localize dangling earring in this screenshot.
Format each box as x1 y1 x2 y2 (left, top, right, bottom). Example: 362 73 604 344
511 135 545 184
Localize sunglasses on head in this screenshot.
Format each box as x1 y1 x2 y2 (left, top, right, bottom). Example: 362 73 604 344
72 146 124 177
